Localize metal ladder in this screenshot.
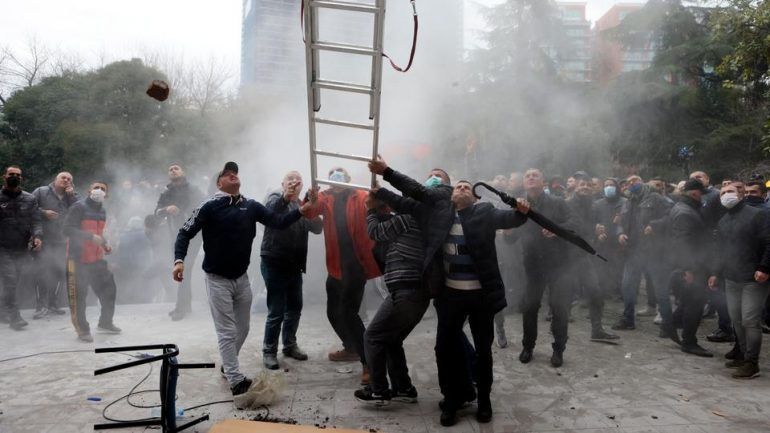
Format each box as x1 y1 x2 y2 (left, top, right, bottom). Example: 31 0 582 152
303 0 386 190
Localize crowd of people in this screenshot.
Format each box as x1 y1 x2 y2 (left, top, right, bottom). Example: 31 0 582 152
1 158 769 428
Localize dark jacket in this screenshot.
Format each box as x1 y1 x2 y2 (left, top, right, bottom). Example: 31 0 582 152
375 170 527 312
380 167 454 272
713 202 770 283
260 191 322 273
617 186 672 253
666 195 709 274
565 194 599 258
745 196 770 210
155 179 206 231
514 192 570 268
175 192 302 279
63 197 108 264
592 195 626 237
32 183 81 245
0 188 43 251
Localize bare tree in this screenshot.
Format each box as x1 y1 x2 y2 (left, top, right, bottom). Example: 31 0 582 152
186 57 235 115
0 36 51 89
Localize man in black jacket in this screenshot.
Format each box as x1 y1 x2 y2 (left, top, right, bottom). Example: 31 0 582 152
155 163 205 321
566 175 618 343
173 162 313 395
613 175 672 330
0 166 43 330
368 158 529 426
666 179 712 357
31 172 80 318
709 183 770 378
260 171 322 370
592 177 627 299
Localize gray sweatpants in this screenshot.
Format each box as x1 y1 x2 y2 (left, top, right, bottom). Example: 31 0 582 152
206 272 252 387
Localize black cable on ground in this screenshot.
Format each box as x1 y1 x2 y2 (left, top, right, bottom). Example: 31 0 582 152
0 349 92 363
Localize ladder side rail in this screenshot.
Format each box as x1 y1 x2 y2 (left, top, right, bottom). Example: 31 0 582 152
369 0 387 187
303 0 320 189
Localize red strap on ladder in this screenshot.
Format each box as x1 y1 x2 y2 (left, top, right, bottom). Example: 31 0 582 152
301 0 418 73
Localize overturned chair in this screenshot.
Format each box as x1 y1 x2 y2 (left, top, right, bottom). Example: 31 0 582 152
94 344 214 433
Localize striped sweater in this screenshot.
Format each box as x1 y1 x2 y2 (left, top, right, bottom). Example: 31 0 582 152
366 210 424 287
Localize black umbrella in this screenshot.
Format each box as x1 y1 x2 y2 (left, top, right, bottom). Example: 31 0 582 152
473 182 607 262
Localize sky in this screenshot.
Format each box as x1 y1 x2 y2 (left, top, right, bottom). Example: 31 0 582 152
0 0 646 79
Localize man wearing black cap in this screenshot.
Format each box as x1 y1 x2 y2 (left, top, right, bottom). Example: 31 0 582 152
173 162 315 395
664 178 712 357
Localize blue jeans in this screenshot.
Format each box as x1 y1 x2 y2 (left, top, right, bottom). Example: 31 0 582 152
725 280 770 362
261 258 303 355
620 251 661 325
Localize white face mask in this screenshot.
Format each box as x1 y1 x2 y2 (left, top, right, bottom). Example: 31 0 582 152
90 188 106 203
720 192 740 209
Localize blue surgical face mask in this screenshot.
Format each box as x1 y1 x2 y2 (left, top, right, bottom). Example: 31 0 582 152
628 183 643 195
604 185 617 198
329 170 347 183
424 175 442 188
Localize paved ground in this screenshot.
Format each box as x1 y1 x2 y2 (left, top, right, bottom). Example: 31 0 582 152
1 300 769 433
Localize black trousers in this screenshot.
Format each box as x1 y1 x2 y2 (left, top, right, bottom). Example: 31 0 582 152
0 249 27 318
435 288 495 409
669 270 707 347
364 283 430 393
521 263 572 352
67 259 117 336
326 272 367 363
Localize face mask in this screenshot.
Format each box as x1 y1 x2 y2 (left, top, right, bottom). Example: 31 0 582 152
5 176 20 188
604 185 617 198
90 189 106 203
329 170 347 183
424 175 442 188
720 192 740 209
628 183 643 195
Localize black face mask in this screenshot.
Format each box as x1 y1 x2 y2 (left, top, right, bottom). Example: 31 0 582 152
5 176 21 189
745 195 765 204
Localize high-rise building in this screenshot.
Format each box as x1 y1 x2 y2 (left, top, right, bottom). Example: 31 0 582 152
594 3 655 83
240 0 304 94
554 2 593 82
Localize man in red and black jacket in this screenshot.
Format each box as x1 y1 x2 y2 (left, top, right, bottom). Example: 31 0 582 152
64 181 120 343
304 167 381 385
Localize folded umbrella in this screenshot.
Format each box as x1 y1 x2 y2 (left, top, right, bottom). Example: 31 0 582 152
473 182 607 262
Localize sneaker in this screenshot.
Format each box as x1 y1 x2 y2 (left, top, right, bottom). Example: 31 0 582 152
591 330 620 343
9 316 28 331
231 377 252 396
706 329 734 343
97 324 122 334
653 312 662 325
263 353 279 370
681 344 713 358
611 319 635 331
328 349 359 362
637 307 656 317
354 386 391 406
725 359 744 369
550 350 564 368
519 347 533 364
391 386 418 403
33 308 49 320
170 310 187 321
78 333 94 343
732 361 760 379
360 365 370 386
282 346 308 361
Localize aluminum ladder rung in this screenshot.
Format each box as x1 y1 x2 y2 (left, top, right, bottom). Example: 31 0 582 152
313 79 373 95
315 179 371 191
314 117 374 130
314 149 372 162
311 41 377 56
310 0 380 14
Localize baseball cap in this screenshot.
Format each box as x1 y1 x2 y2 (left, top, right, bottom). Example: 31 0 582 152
217 161 239 179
